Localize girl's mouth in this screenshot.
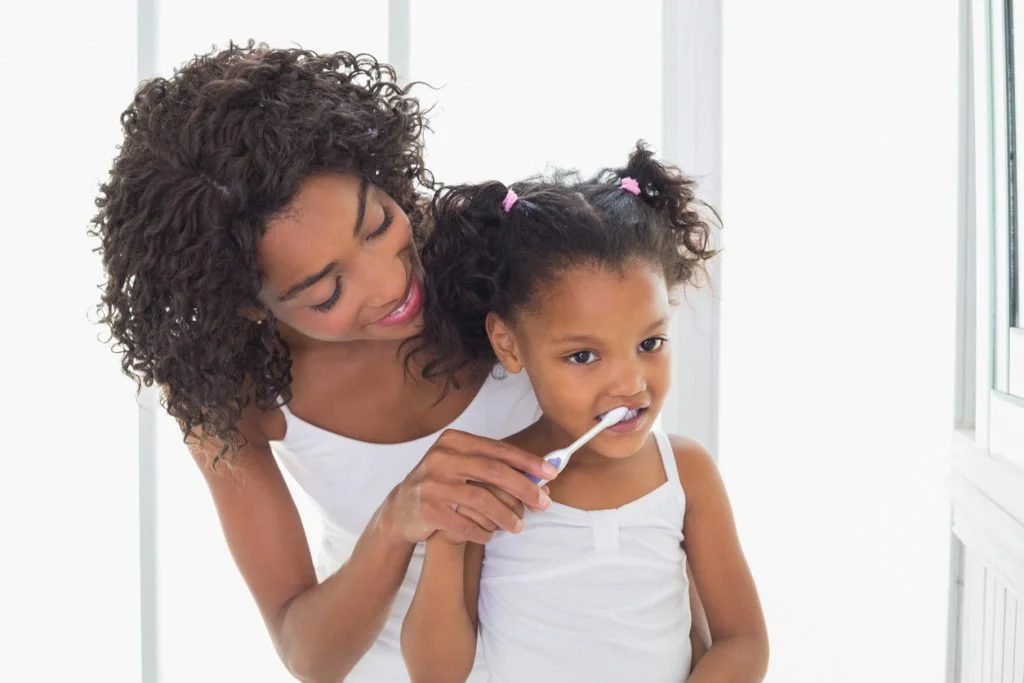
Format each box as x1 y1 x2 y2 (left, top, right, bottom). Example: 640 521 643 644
597 406 649 433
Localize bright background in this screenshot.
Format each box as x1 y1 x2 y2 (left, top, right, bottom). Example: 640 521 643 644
0 2 956 681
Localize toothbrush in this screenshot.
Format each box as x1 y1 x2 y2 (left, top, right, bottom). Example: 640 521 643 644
527 406 631 487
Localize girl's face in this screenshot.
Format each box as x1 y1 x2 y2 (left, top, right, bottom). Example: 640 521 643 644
257 173 425 344
488 261 673 460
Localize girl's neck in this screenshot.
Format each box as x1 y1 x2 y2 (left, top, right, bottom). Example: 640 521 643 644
520 419 663 512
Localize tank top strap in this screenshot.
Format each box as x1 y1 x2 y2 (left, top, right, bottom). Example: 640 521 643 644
652 430 686 515
273 401 303 447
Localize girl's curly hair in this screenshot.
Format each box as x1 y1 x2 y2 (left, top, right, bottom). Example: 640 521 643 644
91 41 433 459
411 141 718 386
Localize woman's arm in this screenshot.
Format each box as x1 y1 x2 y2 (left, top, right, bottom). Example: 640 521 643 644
401 539 486 683
192 406 552 683
672 435 769 683
190 404 414 683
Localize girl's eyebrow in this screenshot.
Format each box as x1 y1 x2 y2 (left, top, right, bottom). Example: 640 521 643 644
549 317 669 346
644 316 669 333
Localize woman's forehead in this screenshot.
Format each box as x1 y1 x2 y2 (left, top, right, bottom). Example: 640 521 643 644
258 173 366 281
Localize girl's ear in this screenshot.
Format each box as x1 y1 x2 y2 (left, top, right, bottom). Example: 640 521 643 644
486 312 524 373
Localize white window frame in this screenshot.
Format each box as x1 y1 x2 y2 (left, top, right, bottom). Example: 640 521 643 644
658 0 722 457
950 0 1024 679
968 0 1024 472
1004 2 1024 400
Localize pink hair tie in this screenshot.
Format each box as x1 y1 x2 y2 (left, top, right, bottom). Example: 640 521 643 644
502 189 519 213
619 177 641 195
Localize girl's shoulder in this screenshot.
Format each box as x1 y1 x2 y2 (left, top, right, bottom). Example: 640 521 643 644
664 433 721 498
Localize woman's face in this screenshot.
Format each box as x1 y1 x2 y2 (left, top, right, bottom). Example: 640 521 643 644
257 173 425 344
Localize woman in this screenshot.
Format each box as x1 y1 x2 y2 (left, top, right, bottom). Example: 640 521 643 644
93 42 708 682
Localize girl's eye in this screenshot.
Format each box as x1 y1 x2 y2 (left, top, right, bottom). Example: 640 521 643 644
312 277 342 312
639 336 668 353
366 207 394 240
566 350 598 365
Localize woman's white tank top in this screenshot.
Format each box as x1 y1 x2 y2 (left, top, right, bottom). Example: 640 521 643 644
478 430 692 683
269 369 541 683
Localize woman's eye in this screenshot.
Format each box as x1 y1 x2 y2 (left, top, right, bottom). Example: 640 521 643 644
639 336 668 353
366 207 394 240
566 350 597 365
312 277 342 312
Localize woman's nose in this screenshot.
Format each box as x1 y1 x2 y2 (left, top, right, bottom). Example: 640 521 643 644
358 255 408 314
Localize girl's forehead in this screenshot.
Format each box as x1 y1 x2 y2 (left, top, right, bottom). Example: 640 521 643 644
523 262 670 328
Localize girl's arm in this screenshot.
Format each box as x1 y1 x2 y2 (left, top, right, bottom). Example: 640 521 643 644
687 560 712 671
672 434 770 682
401 538 485 683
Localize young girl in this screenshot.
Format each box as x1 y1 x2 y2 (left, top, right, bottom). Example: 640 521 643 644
400 144 769 682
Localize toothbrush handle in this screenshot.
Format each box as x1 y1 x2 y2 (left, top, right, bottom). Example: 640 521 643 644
525 454 563 486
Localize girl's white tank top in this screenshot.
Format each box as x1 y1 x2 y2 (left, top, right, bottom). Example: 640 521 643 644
478 430 692 683
269 368 540 682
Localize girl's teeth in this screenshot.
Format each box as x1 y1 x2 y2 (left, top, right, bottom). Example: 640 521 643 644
598 407 644 422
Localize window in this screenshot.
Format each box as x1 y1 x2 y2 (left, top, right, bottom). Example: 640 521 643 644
982 0 1024 469
1010 1 1024 398
950 0 1024 678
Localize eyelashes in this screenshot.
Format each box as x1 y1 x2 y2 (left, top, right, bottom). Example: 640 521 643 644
639 336 668 353
367 207 394 240
309 208 395 314
312 277 342 312
563 336 669 364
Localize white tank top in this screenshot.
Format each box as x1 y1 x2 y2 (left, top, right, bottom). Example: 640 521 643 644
478 430 692 683
269 368 541 683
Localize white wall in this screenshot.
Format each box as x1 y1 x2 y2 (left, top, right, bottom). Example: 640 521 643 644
719 2 957 681
411 0 663 183
0 2 141 681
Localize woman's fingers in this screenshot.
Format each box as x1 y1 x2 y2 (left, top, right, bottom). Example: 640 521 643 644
433 504 492 545
486 484 526 519
441 481 524 534
403 429 556 543
449 451 552 512
440 430 557 481
455 504 498 534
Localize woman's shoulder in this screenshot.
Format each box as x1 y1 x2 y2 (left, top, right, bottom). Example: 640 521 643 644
466 367 541 440
486 365 536 395
482 367 540 413
178 382 284 470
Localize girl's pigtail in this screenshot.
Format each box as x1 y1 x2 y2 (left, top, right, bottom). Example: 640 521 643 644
409 181 511 385
605 141 719 284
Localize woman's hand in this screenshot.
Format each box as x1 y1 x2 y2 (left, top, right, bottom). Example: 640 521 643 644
388 429 556 544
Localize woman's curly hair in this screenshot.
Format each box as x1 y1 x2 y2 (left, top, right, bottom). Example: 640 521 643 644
411 141 719 386
91 41 433 459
